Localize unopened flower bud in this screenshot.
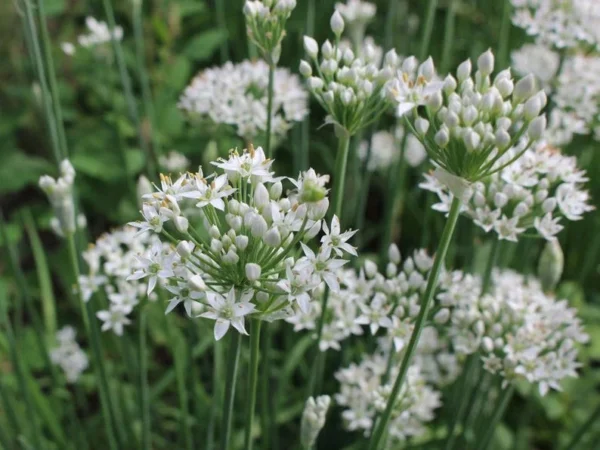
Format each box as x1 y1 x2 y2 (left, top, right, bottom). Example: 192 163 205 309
457 59 472 82
388 243 401 264
174 216 189 233
542 197 557 213
321 40 334 59
251 215 268 237
364 260 378 278
300 396 331 450
527 115 546 140
264 227 282 247
434 127 450 148
495 77 514 98
419 57 435 81
137 175 153 202
482 336 494 353
427 90 443 111
513 74 536 103
434 308 450 324
415 117 430 135
386 263 397 278
523 96 542 121
303 36 318 59
538 239 564 293
330 11 344 36
235 235 249 251
495 129 511 149
477 49 494 76
254 183 270 210
308 77 324 90
463 129 481 152
299 60 312 77
189 274 207 291
443 75 457 94
245 263 262 281
270 181 283 199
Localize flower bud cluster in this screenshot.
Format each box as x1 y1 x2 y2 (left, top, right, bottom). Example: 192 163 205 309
335 342 441 442
301 14 393 135
391 49 548 183
50 326 89 384
178 60 308 142
159 151 190 173
79 226 165 336
300 395 331 449
129 146 357 341
511 43 560 94
39 159 77 235
334 0 377 47
358 126 427 172
62 17 123 56
511 0 600 50
243 0 297 64
419 142 594 242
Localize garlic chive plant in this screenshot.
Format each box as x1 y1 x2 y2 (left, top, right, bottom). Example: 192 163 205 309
243 0 297 158
368 49 547 450
129 145 356 449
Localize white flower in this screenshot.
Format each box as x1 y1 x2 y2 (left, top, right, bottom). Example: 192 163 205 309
534 213 563 240
321 215 357 256
298 244 347 292
182 173 236 211
78 17 123 48
127 242 176 294
165 280 205 316
198 288 256 340
50 326 88 383
96 305 132 336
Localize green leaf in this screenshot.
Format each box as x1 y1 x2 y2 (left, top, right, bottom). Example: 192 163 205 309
182 29 227 61
0 151 54 194
71 147 145 181
178 2 207 18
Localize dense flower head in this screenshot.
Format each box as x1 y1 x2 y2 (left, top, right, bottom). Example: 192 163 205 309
243 0 297 64
511 0 600 50
511 43 560 93
450 269 589 396
300 395 331 449
420 142 594 241
335 341 441 441
62 17 123 55
358 126 426 172
129 146 357 340
390 49 547 186
300 13 394 135
50 326 89 383
178 60 308 141
39 159 77 235
335 0 377 47
79 226 164 335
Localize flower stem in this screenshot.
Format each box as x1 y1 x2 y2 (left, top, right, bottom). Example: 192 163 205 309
476 384 514 450
331 130 352 220
440 0 457 73
481 239 500 295
216 0 230 62
265 63 276 158
244 320 263 450
307 285 330 396
419 0 439 61
367 195 462 450
497 0 512 69
220 331 242 450
563 402 600 450
66 234 121 450
139 306 151 450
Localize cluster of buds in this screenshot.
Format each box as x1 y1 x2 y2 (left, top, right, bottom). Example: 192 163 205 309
50 326 89 383
129 146 357 340
301 11 393 136
390 49 547 194
243 0 297 65
335 0 377 48
61 17 123 56
420 142 594 242
39 159 77 236
300 395 331 449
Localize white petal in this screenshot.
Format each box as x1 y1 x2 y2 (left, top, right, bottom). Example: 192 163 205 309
214 319 230 340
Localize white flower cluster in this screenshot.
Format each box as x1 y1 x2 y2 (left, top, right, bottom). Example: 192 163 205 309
301 13 393 135
453 270 589 396
50 326 89 383
300 395 331 449
511 0 600 50
420 142 594 241
335 0 377 47
358 126 427 172
243 0 297 64
39 159 77 236
178 60 308 141
79 226 163 335
511 43 560 93
61 17 123 55
129 146 357 340
335 343 441 442
339 36 383 68
159 151 190 173
390 49 547 186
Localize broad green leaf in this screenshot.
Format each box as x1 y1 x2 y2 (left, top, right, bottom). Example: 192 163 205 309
182 29 227 61
0 151 54 194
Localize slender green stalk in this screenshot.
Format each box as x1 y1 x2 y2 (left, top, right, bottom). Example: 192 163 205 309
497 0 512 69
36 0 68 159
265 63 276 158
444 356 478 450
208 338 222 450
465 373 493 445
260 326 274 449
476 385 515 450
481 239 500 295
297 0 315 172
419 0 439 61
368 196 462 450
440 0 457 73
133 0 161 161
139 307 151 450
216 0 230 61
330 131 352 220
66 235 120 450
220 331 242 450
563 403 600 450
244 320 263 450
384 0 400 50
307 285 330 396
22 0 61 164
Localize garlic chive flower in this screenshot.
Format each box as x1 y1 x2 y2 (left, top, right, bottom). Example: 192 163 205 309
335 342 441 441
50 326 89 383
300 395 331 449
301 13 394 136
335 0 377 48
129 146 356 340
391 49 547 188
62 17 123 56
178 60 308 142
358 126 427 172
243 0 297 64
39 159 77 236
419 142 594 242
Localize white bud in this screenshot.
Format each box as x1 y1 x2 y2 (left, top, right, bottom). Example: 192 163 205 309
386 263 397 278
330 11 344 35
443 75 457 94
388 243 401 264
524 96 542 121
494 192 508 208
254 183 270 210
235 235 249 251
385 50 398 67
176 241 194 259
477 49 495 76
495 77 514 98
303 36 319 59
463 129 481 152
300 396 331 450
209 225 221 239
457 59 472 82
223 249 239 264
542 197 557 213
538 240 564 292
462 105 478 126
174 216 189 233
364 260 378 278
304 221 322 240
341 88 354 105
496 117 512 130
321 40 334 59
269 181 282 199
434 308 450 324
299 60 312 77
415 117 430 135
308 77 324 90
513 74 536 103
189 274 207 291
427 90 443 111
263 227 282 247
434 127 450 148
136 175 153 201
245 263 262 281
418 57 435 81
482 336 494 353
495 128 511 149
342 48 354 65
514 202 529 216
527 115 546 140
251 215 268 237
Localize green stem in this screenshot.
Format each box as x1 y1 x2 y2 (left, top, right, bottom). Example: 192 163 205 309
563 403 600 450
216 0 230 62
220 331 242 450
440 0 457 73
260 326 274 449
419 0 439 61
384 0 399 51
481 239 500 295
367 195 462 450
331 131 352 220
244 320 263 450
139 307 151 450
497 0 512 69
307 285 330 396
476 385 515 450
66 235 120 450
265 63 275 158
444 356 478 450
